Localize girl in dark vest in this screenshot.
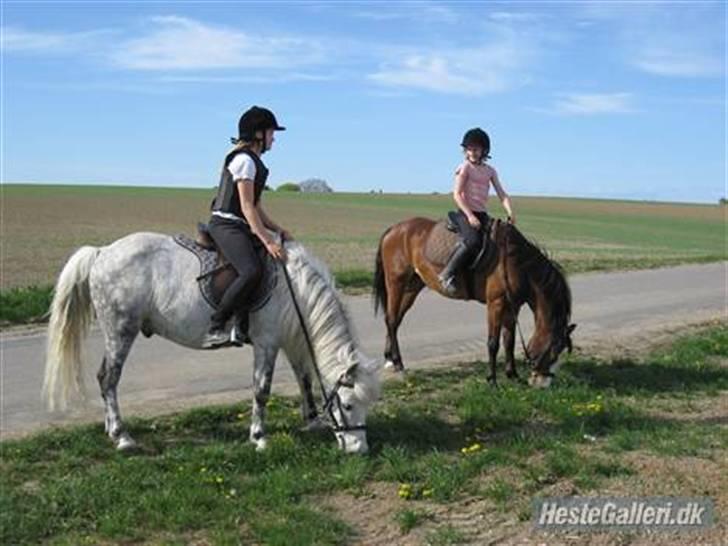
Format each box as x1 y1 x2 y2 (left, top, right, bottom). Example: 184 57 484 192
203 106 290 348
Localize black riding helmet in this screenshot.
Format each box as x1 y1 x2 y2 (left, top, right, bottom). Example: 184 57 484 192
233 106 286 143
461 128 491 159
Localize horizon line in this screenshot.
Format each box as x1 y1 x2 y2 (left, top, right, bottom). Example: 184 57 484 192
2 181 723 207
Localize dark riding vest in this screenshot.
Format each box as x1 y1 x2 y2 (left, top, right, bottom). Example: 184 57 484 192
212 148 269 221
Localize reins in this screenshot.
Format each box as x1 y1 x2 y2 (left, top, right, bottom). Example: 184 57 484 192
499 222 536 369
278 253 366 433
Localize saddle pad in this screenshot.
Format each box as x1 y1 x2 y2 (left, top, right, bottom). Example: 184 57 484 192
173 234 278 312
424 221 461 266
424 219 501 272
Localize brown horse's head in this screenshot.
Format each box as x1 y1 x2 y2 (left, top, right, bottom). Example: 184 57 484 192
527 322 577 388
505 226 575 388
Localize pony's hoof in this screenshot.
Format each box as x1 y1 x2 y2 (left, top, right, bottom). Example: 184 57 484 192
254 438 268 452
486 375 498 387
116 434 137 451
384 360 405 373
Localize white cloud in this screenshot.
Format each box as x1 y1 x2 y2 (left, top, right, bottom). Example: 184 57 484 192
544 93 635 115
633 46 723 77
489 11 543 23
1 26 110 53
158 72 336 84
368 39 533 96
352 3 460 24
111 16 326 70
575 3 724 78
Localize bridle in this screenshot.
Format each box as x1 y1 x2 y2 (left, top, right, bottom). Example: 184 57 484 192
279 257 367 434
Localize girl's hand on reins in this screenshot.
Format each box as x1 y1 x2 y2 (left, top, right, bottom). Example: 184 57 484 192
467 215 482 229
279 229 294 242
266 240 287 262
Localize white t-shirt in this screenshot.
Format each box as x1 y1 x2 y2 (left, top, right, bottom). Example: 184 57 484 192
227 153 257 182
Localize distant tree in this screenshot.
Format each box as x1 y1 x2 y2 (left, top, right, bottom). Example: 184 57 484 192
299 178 333 193
277 182 301 192
720 197 727 205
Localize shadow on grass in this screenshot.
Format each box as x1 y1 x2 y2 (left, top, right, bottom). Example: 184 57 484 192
563 356 728 396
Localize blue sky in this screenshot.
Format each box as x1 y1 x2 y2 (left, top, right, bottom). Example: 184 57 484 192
2 1 725 203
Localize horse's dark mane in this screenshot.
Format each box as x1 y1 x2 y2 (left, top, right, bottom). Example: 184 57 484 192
506 224 572 329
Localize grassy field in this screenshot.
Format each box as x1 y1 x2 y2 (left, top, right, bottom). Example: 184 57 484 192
1 323 726 545
3 184 725 292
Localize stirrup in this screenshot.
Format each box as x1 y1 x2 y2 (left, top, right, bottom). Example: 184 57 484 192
439 274 458 295
202 328 231 349
230 324 251 346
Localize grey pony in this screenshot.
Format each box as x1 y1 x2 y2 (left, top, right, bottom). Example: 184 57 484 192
43 232 380 454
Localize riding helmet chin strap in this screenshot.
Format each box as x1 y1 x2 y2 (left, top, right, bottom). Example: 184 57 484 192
278 255 366 433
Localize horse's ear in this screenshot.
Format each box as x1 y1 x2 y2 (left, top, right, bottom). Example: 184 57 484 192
339 363 358 388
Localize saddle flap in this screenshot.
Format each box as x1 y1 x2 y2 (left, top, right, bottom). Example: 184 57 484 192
173 234 277 313
425 217 500 271
424 221 461 266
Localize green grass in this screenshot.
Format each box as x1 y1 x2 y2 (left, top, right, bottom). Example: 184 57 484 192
2 324 726 544
395 508 431 534
0 285 53 325
426 524 467 545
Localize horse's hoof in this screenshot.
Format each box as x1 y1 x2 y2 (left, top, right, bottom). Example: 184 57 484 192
116 434 137 451
385 360 406 374
486 375 498 387
254 438 268 452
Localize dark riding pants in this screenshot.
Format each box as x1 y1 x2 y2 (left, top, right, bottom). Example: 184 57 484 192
453 210 490 254
208 216 263 327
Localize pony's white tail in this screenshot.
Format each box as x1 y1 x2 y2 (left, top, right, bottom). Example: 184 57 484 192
43 246 100 411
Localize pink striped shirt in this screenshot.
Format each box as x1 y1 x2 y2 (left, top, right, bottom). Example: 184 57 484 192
454 161 501 212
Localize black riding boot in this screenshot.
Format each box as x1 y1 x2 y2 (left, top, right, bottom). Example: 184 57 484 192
203 277 250 348
230 310 252 346
438 242 472 296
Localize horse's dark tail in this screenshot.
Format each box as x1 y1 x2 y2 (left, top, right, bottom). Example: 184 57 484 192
373 227 391 316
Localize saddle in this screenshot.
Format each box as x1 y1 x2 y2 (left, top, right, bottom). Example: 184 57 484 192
172 223 278 312
425 214 501 298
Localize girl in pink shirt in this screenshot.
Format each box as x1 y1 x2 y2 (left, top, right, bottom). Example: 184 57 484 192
439 128 516 295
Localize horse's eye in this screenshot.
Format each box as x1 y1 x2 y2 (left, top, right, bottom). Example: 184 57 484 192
343 403 353 412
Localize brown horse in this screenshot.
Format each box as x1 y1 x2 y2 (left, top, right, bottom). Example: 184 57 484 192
373 217 576 388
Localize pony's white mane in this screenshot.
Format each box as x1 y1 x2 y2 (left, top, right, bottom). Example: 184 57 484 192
277 242 380 407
